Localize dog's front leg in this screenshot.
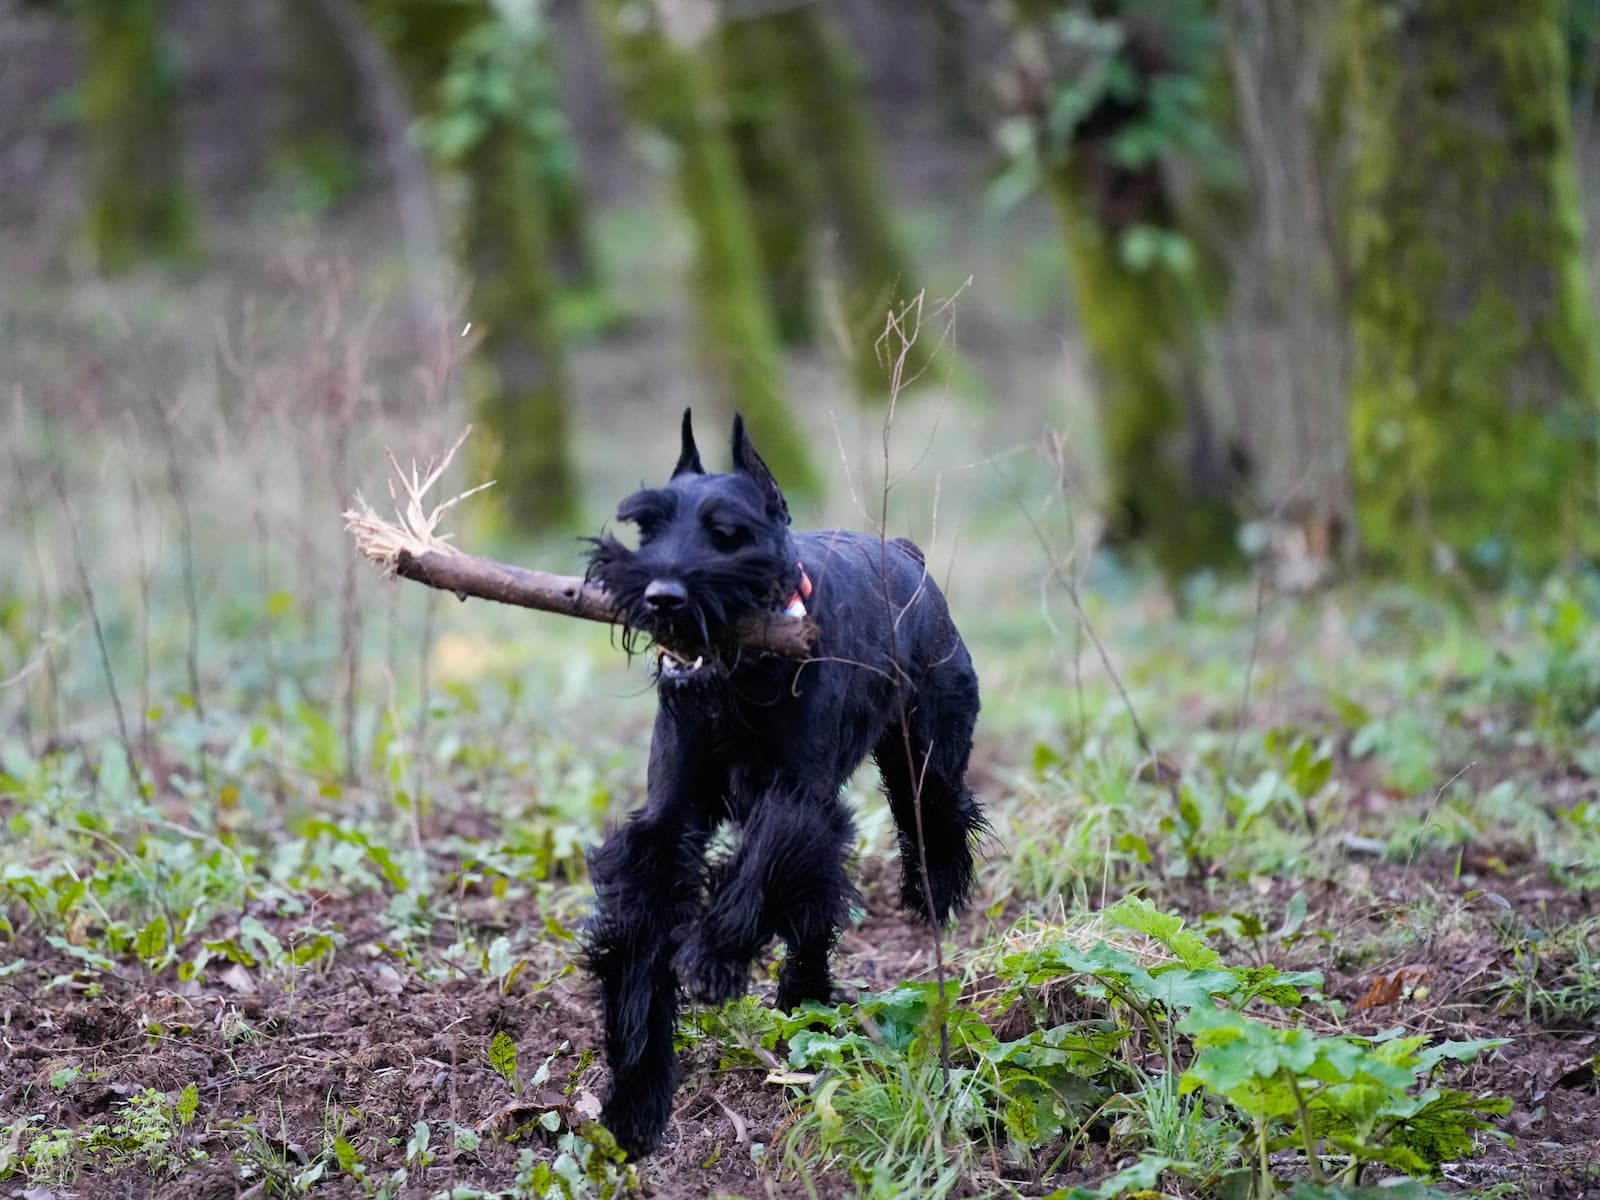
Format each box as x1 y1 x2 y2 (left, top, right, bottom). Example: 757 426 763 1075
586 712 719 1158
674 786 856 1007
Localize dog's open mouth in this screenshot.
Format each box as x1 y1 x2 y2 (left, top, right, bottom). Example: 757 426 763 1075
656 645 715 681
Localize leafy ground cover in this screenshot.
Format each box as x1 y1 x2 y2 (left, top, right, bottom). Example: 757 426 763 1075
3 510 1598 1198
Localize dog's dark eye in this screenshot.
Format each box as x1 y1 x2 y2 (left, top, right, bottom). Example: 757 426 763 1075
708 523 752 552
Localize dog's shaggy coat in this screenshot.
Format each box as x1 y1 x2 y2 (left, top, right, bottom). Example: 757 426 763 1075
583 411 985 1157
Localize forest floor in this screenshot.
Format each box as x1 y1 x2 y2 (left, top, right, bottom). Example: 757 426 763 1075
3 552 1599 1199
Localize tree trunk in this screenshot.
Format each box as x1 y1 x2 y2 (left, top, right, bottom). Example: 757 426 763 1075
1211 0 1353 579
1345 0 1600 577
364 0 580 530
595 0 820 498
762 2 935 402
79 0 195 270
529 31 601 293
1011 1 1240 583
1049 174 1239 583
716 12 817 344
463 120 578 531
276 0 366 204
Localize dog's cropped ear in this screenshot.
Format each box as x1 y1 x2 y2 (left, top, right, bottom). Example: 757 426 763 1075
730 413 790 525
672 408 705 478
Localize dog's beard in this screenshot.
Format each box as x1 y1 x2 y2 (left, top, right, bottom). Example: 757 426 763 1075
584 536 792 678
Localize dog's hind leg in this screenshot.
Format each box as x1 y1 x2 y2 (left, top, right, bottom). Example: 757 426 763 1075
873 670 986 925
586 716 720 1158
674 789 856 1007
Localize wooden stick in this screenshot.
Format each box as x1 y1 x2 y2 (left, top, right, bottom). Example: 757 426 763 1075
386 547 819 659
340 429 819 661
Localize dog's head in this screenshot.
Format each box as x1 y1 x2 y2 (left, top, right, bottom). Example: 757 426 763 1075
586 409 800 683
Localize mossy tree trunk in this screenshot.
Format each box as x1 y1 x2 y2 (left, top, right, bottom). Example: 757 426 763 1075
1345 0 1600 578
595 0 819 497
79 0 195 270
364 0 579 530
715 13 817 344
760 2 935 402
276 0 367 204
1011 0 1240 582
462 122 577 530
1049 176 1238 582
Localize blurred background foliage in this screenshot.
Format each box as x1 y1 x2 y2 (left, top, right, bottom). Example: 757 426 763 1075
6 0 1600 749
6 0 1598 566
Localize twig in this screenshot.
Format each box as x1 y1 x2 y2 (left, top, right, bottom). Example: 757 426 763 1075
8 394 63 746
153 395 210 789
123 421 156 758
873 290 955 1082
51 466 141 787
1020 495 1199 871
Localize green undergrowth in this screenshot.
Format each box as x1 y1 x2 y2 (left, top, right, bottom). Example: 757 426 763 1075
685 896 1507 1199
5 458 1600 1196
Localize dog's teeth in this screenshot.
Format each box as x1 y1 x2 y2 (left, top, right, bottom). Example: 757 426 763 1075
692 656 703 670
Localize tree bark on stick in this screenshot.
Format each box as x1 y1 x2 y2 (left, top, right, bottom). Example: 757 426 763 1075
379 547 819 659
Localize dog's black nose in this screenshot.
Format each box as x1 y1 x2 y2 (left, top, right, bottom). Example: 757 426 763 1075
644 579 688 612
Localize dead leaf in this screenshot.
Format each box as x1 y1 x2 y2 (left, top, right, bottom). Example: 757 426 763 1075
218 964 255 995
373 966 405 995
476 1091 575 1135
1354 964 1431 1011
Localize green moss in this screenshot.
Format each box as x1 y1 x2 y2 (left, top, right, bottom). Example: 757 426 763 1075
1346 0 1600 579
79 0 196 271
462 121 578 533
1049 175 1239 582
368 0 580 531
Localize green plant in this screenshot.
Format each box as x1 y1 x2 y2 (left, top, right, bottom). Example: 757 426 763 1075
59 1084 206 1178
1180 1010 1507 1193
779 982 1124 1196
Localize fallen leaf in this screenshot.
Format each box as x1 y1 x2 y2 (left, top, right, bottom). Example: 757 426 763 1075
218 964 255 995
1355 964 1431 1011
571 1088 602 1120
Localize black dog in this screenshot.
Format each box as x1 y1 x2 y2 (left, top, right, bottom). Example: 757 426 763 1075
583 410 985 1158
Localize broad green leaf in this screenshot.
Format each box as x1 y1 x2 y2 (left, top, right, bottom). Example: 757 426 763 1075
1105 895 1222 969
240 916 284 964
135 916 169 962
489 1029 518 1084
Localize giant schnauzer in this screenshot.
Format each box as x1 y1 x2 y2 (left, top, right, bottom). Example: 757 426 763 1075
583 409 985 1157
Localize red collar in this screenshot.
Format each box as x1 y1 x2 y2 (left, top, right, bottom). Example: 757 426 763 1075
784 562 812 618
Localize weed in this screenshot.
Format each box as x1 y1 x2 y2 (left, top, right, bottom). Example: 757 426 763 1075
1181 1011 1507 1192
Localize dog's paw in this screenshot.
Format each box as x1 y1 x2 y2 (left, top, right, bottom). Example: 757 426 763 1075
673 935 751 1005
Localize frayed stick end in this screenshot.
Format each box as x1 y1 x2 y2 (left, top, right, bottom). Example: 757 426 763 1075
343 427 494 573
